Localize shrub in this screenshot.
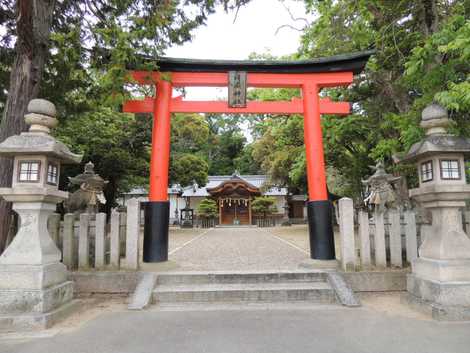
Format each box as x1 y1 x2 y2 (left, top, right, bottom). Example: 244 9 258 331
251 196 278 218
197 198 218 219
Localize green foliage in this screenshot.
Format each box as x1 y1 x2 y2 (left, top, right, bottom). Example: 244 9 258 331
170 153 208 188
197 198 218 219
405 7 470 136
251 196 277 217
204 115 251 175
0 0 253 201
55 108 149 211
249 0 470 199
234 143 261 174
171 114 210 152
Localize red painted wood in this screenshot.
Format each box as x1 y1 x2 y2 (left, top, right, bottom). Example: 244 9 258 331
302 83 328 201
129 71 353 88
124 96 350 115
123 97 154 113
124 69 355 203
170 96 349 114
149 80 172 201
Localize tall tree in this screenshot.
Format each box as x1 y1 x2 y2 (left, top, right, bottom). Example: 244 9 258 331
0 0 56 249
250 0 469 199
0 0 250 251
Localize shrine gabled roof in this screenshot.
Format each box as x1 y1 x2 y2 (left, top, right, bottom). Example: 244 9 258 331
127 50 375 74
182 175 288 197
207 175 260 196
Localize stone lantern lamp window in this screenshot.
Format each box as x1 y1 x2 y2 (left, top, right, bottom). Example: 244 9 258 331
420 160 433 182
47 162 59 185
18 160 41 182
440 159 460 180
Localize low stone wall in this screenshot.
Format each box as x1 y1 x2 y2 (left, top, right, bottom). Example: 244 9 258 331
69 270 408 296
70 271 141 295
342 271 408 292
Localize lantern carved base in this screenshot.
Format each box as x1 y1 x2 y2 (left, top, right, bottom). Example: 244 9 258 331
0 197 76 331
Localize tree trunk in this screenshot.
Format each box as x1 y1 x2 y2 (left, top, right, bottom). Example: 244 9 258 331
0 0 56 253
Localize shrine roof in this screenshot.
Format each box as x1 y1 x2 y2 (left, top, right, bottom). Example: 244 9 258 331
127 50 374 74
182 175 288 197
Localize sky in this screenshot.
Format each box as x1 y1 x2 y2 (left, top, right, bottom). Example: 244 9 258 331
165 0 312 101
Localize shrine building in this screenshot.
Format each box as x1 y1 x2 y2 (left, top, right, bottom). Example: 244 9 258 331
120 173 307 226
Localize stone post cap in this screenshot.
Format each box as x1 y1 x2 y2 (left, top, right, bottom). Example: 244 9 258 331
422 103 447 121
420 103 450 136
24 99 58 134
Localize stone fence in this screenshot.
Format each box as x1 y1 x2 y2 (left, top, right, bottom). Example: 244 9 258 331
337 197 421 271
337 197 470 271
47 198 141 271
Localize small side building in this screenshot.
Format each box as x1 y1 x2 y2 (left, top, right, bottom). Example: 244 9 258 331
120 173 307 225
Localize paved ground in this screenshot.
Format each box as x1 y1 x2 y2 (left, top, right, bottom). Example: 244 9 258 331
4 226 468 352
2 293 470 353
167 226 311 271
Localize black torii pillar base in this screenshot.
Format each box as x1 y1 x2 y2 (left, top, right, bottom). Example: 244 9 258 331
307 200 336 260
143 201 169 262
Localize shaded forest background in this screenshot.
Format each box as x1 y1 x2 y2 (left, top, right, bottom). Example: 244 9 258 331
0 0 469 250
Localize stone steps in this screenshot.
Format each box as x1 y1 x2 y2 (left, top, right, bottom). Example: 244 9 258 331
156 271 327 285
151 271 338 306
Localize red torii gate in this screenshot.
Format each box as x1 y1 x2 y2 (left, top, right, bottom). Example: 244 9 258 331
123 51 372 263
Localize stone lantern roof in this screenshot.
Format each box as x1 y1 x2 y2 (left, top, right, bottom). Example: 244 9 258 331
0 99 82 164
401 103 470 162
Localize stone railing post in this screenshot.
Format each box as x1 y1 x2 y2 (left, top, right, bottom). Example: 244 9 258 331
123 198 140 270
358 209 371 269
95 213 107 269
78 213 90 269
62 213 75 269
373 209 387 268
389 208 403 268
338 198 356 271
110 209 121 269
404 210 418 263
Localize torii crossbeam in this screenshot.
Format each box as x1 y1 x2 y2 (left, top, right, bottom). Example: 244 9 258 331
123 51 373 263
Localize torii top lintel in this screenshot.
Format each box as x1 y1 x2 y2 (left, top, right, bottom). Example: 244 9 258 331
123 50 373 115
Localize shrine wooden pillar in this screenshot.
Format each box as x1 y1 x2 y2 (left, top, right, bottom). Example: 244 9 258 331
218 199 223 225
143 79 172 262
302 82 335 260
248 197 252 226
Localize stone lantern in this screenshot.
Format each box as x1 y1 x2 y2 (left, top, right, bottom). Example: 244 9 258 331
0 99 81 330
401 103 470 320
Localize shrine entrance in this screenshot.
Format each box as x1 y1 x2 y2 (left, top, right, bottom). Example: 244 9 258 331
206 174 261 225
123 50 373 263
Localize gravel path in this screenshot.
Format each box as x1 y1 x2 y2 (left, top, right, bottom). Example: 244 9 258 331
169 227 310 271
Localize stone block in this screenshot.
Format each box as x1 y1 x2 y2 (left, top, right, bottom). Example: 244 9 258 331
412 257 470 282
405 292 470 322
341 271 407 292
70 271 140 294
407 273 470 307
0 281 73 314
0 263 67 290
0 300 79 332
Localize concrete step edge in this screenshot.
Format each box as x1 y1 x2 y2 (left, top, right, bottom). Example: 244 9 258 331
154 282 332 292
156 272 328 285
